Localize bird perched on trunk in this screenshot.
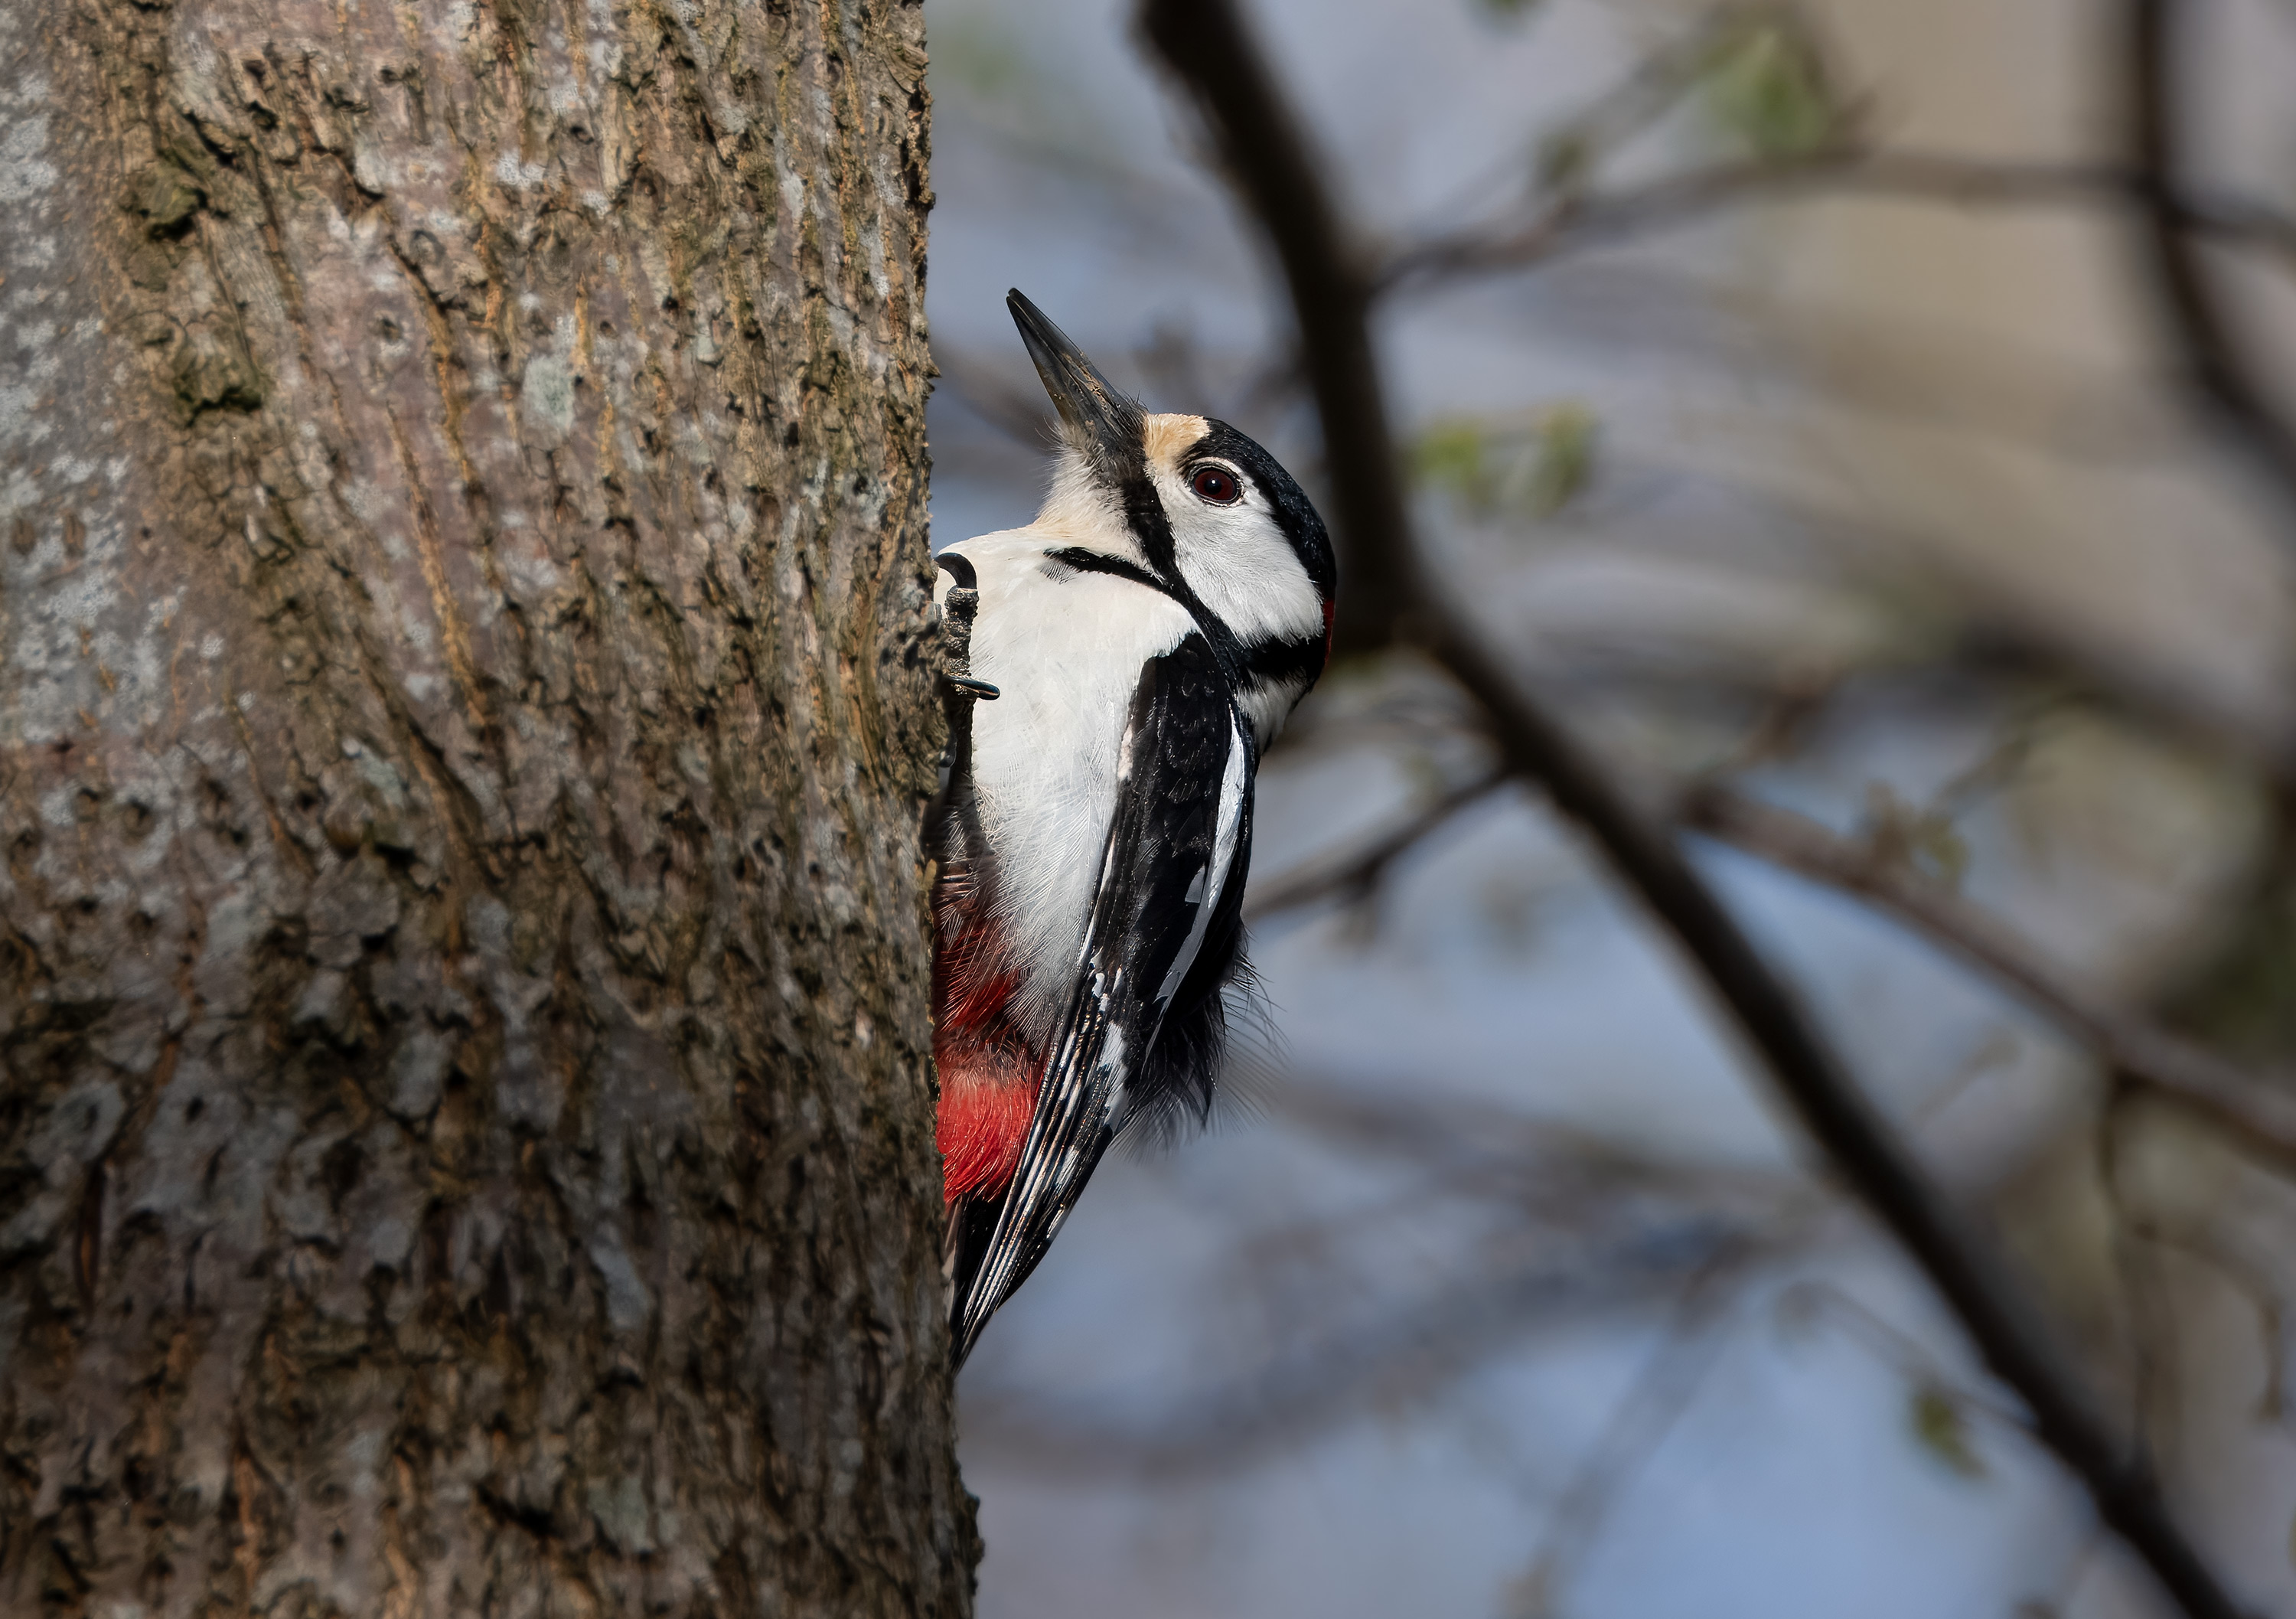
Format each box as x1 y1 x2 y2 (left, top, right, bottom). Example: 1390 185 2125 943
929 292 1338 1369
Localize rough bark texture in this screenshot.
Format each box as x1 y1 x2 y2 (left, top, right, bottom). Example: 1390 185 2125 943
0 0 972 1611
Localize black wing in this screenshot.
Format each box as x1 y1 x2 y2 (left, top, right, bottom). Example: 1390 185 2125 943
950 632 1252 1368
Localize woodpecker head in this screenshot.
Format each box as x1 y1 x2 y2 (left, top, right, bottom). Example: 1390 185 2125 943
1008 289 1338 743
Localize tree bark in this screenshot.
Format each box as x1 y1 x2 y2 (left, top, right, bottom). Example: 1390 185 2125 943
0 0 971 1611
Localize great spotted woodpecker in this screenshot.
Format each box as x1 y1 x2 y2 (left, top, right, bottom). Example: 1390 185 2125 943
930 292 1338 1369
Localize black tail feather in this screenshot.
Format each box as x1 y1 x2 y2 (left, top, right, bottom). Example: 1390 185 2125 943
946 1192 1006 1370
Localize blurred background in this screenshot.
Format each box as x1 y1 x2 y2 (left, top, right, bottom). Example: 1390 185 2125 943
921 0 2296 1613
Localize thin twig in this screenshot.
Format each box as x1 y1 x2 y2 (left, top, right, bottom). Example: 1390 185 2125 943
1384 148 2296 295
1505 1282 1738 1619
1682 784 2296 1175
935 350 1058 448
1777 1279 2031 1432
1244 770 1508 922
959 1220 1762 1482
2124 1215 2293 1426
1267 1082 1802 1218
1137 3 2250 1614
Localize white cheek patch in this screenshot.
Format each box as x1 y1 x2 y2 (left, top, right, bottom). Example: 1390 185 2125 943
1151 464 1326 652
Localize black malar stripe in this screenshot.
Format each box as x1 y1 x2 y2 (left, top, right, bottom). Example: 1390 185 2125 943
1039 545 1163 594
1242 628 1326 693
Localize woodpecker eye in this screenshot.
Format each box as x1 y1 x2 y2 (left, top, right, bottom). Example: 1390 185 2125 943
1189 465 1242 505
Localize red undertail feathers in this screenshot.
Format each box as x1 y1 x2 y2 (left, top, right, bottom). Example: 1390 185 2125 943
932 910 1043 1200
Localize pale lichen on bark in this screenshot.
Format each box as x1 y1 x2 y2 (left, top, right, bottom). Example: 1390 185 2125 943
0 0 967 1612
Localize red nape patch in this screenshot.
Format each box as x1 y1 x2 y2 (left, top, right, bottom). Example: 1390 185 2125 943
938 1067 1038 1200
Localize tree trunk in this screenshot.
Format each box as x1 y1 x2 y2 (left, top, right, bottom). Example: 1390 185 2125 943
0 0 971 1611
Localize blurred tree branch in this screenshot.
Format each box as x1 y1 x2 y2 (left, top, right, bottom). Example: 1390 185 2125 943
1384 148 2296 295
1681 785 2296 1174
2126 0 2296 528
1243 769 1508 922
1246 759 2296 1177
1137 1 2254 1614
1135 0 1411 655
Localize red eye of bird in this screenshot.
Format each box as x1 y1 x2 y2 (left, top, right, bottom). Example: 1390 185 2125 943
1189 465 1241 504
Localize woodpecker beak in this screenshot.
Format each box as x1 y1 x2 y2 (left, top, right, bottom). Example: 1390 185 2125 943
1008 289 1143 475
